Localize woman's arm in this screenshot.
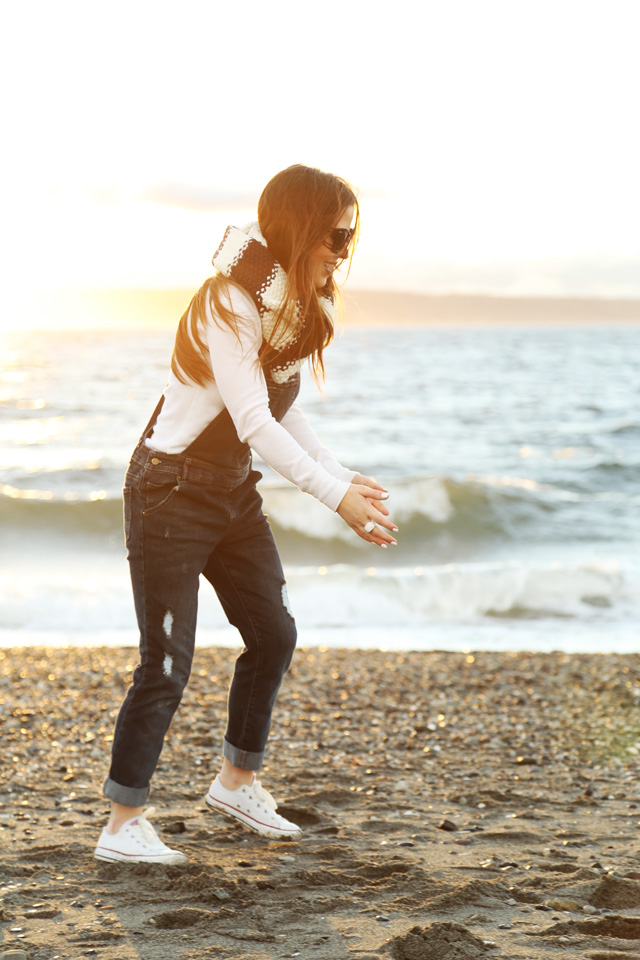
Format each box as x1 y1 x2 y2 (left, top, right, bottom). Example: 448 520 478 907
205 287 396 543
279 403 356 482
279 405 395 541
205 287 349 510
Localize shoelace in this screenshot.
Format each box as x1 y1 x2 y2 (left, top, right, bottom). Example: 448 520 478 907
253 780 277 810
137 807 161 845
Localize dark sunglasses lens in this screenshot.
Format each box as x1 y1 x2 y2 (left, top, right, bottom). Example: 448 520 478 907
331 228 352 255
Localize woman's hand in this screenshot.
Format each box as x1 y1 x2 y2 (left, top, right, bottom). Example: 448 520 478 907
351 473 384 488
351 473 391 518
337 481 398 547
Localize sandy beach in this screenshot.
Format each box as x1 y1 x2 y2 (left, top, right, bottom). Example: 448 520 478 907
1 646 640 959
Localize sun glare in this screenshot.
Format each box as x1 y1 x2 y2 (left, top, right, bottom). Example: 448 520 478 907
3 2 639 316
1 288 197 334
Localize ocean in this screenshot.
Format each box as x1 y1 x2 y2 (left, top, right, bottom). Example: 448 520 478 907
1 304 639 652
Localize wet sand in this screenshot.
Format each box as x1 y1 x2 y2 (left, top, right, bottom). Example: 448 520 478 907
1 646 640 960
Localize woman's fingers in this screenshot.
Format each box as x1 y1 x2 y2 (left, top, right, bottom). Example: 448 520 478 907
363 516 397 547
356 483 389 502
364 505 397 534
336 484 397 548
359 495 398 546
354 473 388 493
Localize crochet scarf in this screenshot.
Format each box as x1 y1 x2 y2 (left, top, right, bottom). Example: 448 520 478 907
212 222 334 384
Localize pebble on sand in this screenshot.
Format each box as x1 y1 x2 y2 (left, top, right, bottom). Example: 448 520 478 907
439 819 458 832
2 646 640 960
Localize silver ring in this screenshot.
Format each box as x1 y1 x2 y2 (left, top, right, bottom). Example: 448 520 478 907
364 520 376 533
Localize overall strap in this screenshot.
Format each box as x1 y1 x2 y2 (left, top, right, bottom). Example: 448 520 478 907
138 395 166 446
182 371 301 467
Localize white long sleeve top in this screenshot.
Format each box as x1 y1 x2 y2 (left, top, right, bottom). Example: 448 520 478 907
145 285 355 511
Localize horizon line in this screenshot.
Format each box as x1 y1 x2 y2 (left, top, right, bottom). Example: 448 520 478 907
41 286 640 305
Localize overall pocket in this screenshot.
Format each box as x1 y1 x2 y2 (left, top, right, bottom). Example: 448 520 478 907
142 477 181 516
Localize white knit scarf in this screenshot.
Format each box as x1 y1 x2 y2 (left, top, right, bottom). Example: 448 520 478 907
212 222 334 384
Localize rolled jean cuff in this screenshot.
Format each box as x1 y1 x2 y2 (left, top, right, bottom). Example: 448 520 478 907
103 776 150 807
223 737 264 771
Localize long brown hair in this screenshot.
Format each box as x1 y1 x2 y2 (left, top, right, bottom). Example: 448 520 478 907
171 164 359 386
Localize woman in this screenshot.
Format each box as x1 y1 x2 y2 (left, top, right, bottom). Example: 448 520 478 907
94 164 398 864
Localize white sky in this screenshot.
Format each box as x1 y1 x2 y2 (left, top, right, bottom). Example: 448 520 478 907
2 0 639 299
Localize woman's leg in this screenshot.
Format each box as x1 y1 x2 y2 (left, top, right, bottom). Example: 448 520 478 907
96 466 237 862
202 509 301 839
201 481 297 778
96 483 205 861
105 478 227 810
196 477 302 840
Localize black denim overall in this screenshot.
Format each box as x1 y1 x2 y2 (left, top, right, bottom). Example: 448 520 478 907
104 374 300 807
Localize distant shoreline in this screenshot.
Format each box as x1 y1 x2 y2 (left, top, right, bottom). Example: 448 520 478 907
341 289 640 325
12 287 640 331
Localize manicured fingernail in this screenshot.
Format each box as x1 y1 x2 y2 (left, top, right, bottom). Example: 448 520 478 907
380 543 388 548
392 526 398 532
381 493 389 499
390 540 397 545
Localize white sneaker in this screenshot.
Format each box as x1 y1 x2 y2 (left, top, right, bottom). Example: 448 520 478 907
205 776 302 840
94 807 187 864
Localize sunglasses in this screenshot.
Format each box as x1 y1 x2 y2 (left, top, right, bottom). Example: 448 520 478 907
324 227 354 256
